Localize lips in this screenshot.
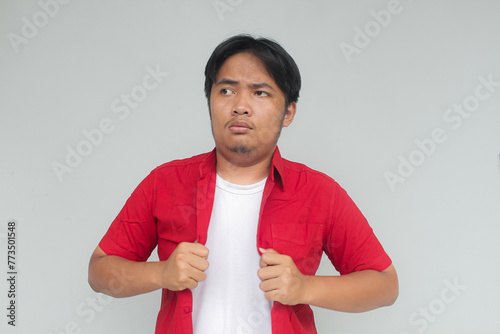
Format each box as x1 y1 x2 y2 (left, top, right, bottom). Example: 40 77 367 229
228 120 252 133
229 120 252 129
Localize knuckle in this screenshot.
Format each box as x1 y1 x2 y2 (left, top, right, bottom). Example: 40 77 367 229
176 253 187 263
179 272 191 283
176 262 186 272
202 246 209 256
257 269 263 279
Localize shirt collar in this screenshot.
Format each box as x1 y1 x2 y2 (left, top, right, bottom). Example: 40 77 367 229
199 148 217 177
269 146 286 191
199 146 286 191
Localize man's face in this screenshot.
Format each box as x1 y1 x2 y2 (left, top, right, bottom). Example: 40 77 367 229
209 52 295 166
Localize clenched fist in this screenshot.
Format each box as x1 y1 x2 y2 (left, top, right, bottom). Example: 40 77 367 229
257 248 308 306
158 241 209 291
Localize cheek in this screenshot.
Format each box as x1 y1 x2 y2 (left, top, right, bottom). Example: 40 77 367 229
210 109 224 125
253 114 283 144
209 103 221 123
265 108 285 129
209 112 226 138
210 99 229 117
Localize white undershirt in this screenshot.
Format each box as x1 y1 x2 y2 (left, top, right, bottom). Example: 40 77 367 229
192 174 272 334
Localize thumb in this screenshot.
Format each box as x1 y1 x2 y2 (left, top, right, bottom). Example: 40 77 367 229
259 248 280 268
259 248 279 254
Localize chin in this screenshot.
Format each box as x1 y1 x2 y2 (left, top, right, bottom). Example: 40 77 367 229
228 145 252 154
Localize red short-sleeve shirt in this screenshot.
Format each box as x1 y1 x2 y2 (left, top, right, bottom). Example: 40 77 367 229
99 147 392 333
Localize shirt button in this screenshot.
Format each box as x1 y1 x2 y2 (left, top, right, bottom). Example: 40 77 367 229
183 306 191 314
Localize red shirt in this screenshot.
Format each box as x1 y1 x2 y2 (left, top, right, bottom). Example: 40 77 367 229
99 147 392 334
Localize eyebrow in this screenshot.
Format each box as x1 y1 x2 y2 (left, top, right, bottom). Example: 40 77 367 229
215 78 276 91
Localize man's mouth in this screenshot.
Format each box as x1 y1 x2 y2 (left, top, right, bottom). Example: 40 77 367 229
228 120 252 133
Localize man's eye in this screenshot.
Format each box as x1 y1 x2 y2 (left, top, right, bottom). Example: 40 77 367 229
221 88 233 95
255 91 270 97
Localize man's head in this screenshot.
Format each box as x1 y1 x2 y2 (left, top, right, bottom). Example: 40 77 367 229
204 34 301 109
205 35 301 169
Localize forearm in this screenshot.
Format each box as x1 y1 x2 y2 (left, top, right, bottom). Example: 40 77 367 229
88 250 162 298
301 265 398 313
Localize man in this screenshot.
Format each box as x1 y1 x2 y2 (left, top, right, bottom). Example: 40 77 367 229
88 34 398 334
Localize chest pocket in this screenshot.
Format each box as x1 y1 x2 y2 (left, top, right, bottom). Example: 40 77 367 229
270 223 324 275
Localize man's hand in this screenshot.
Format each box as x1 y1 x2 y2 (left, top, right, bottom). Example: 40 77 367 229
158 241 209 291
257 248 308 305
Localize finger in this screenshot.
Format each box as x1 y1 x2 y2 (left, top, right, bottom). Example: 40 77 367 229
259 256 267 268
187 255 209 272
258 265 282 281
187 281 198 290
174 269 201 290
261 252 287 267
190 243 209 259
259 248 277 267
183 277 199 290
264 290 281 303
178 241 209 258
259 248 279 255
188 267 207 283
259 277 280 293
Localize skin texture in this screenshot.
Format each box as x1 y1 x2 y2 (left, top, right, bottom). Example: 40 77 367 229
88 51 398 312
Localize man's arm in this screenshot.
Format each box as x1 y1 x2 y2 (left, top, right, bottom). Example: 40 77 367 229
301 264 398 312
258 249 398 312
88 243 209 298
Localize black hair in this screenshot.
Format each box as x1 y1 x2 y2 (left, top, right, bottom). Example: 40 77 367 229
204 34 301 107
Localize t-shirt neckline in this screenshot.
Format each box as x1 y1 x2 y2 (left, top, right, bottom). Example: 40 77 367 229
216 174 267 195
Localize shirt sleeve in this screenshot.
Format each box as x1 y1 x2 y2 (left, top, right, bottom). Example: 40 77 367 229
325 184 392 275
98 170 159 262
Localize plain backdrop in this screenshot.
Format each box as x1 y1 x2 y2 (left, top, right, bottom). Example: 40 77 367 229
1 0 499 333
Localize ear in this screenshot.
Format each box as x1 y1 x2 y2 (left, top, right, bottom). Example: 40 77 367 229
282 102 296 128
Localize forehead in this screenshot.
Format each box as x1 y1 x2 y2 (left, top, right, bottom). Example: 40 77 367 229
216 52 274 82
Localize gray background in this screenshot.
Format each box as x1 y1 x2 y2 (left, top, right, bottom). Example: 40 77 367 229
1 0 499 333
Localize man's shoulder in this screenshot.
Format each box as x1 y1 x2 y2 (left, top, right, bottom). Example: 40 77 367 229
158 151 212 167
280 156 339 187
148 150 215 178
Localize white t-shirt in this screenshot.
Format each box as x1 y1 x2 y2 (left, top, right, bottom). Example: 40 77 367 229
192 174 272 334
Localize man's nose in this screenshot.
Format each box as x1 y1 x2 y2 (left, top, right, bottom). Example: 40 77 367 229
232 94 251 115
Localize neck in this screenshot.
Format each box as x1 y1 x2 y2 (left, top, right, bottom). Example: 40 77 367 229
215 148 274 185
